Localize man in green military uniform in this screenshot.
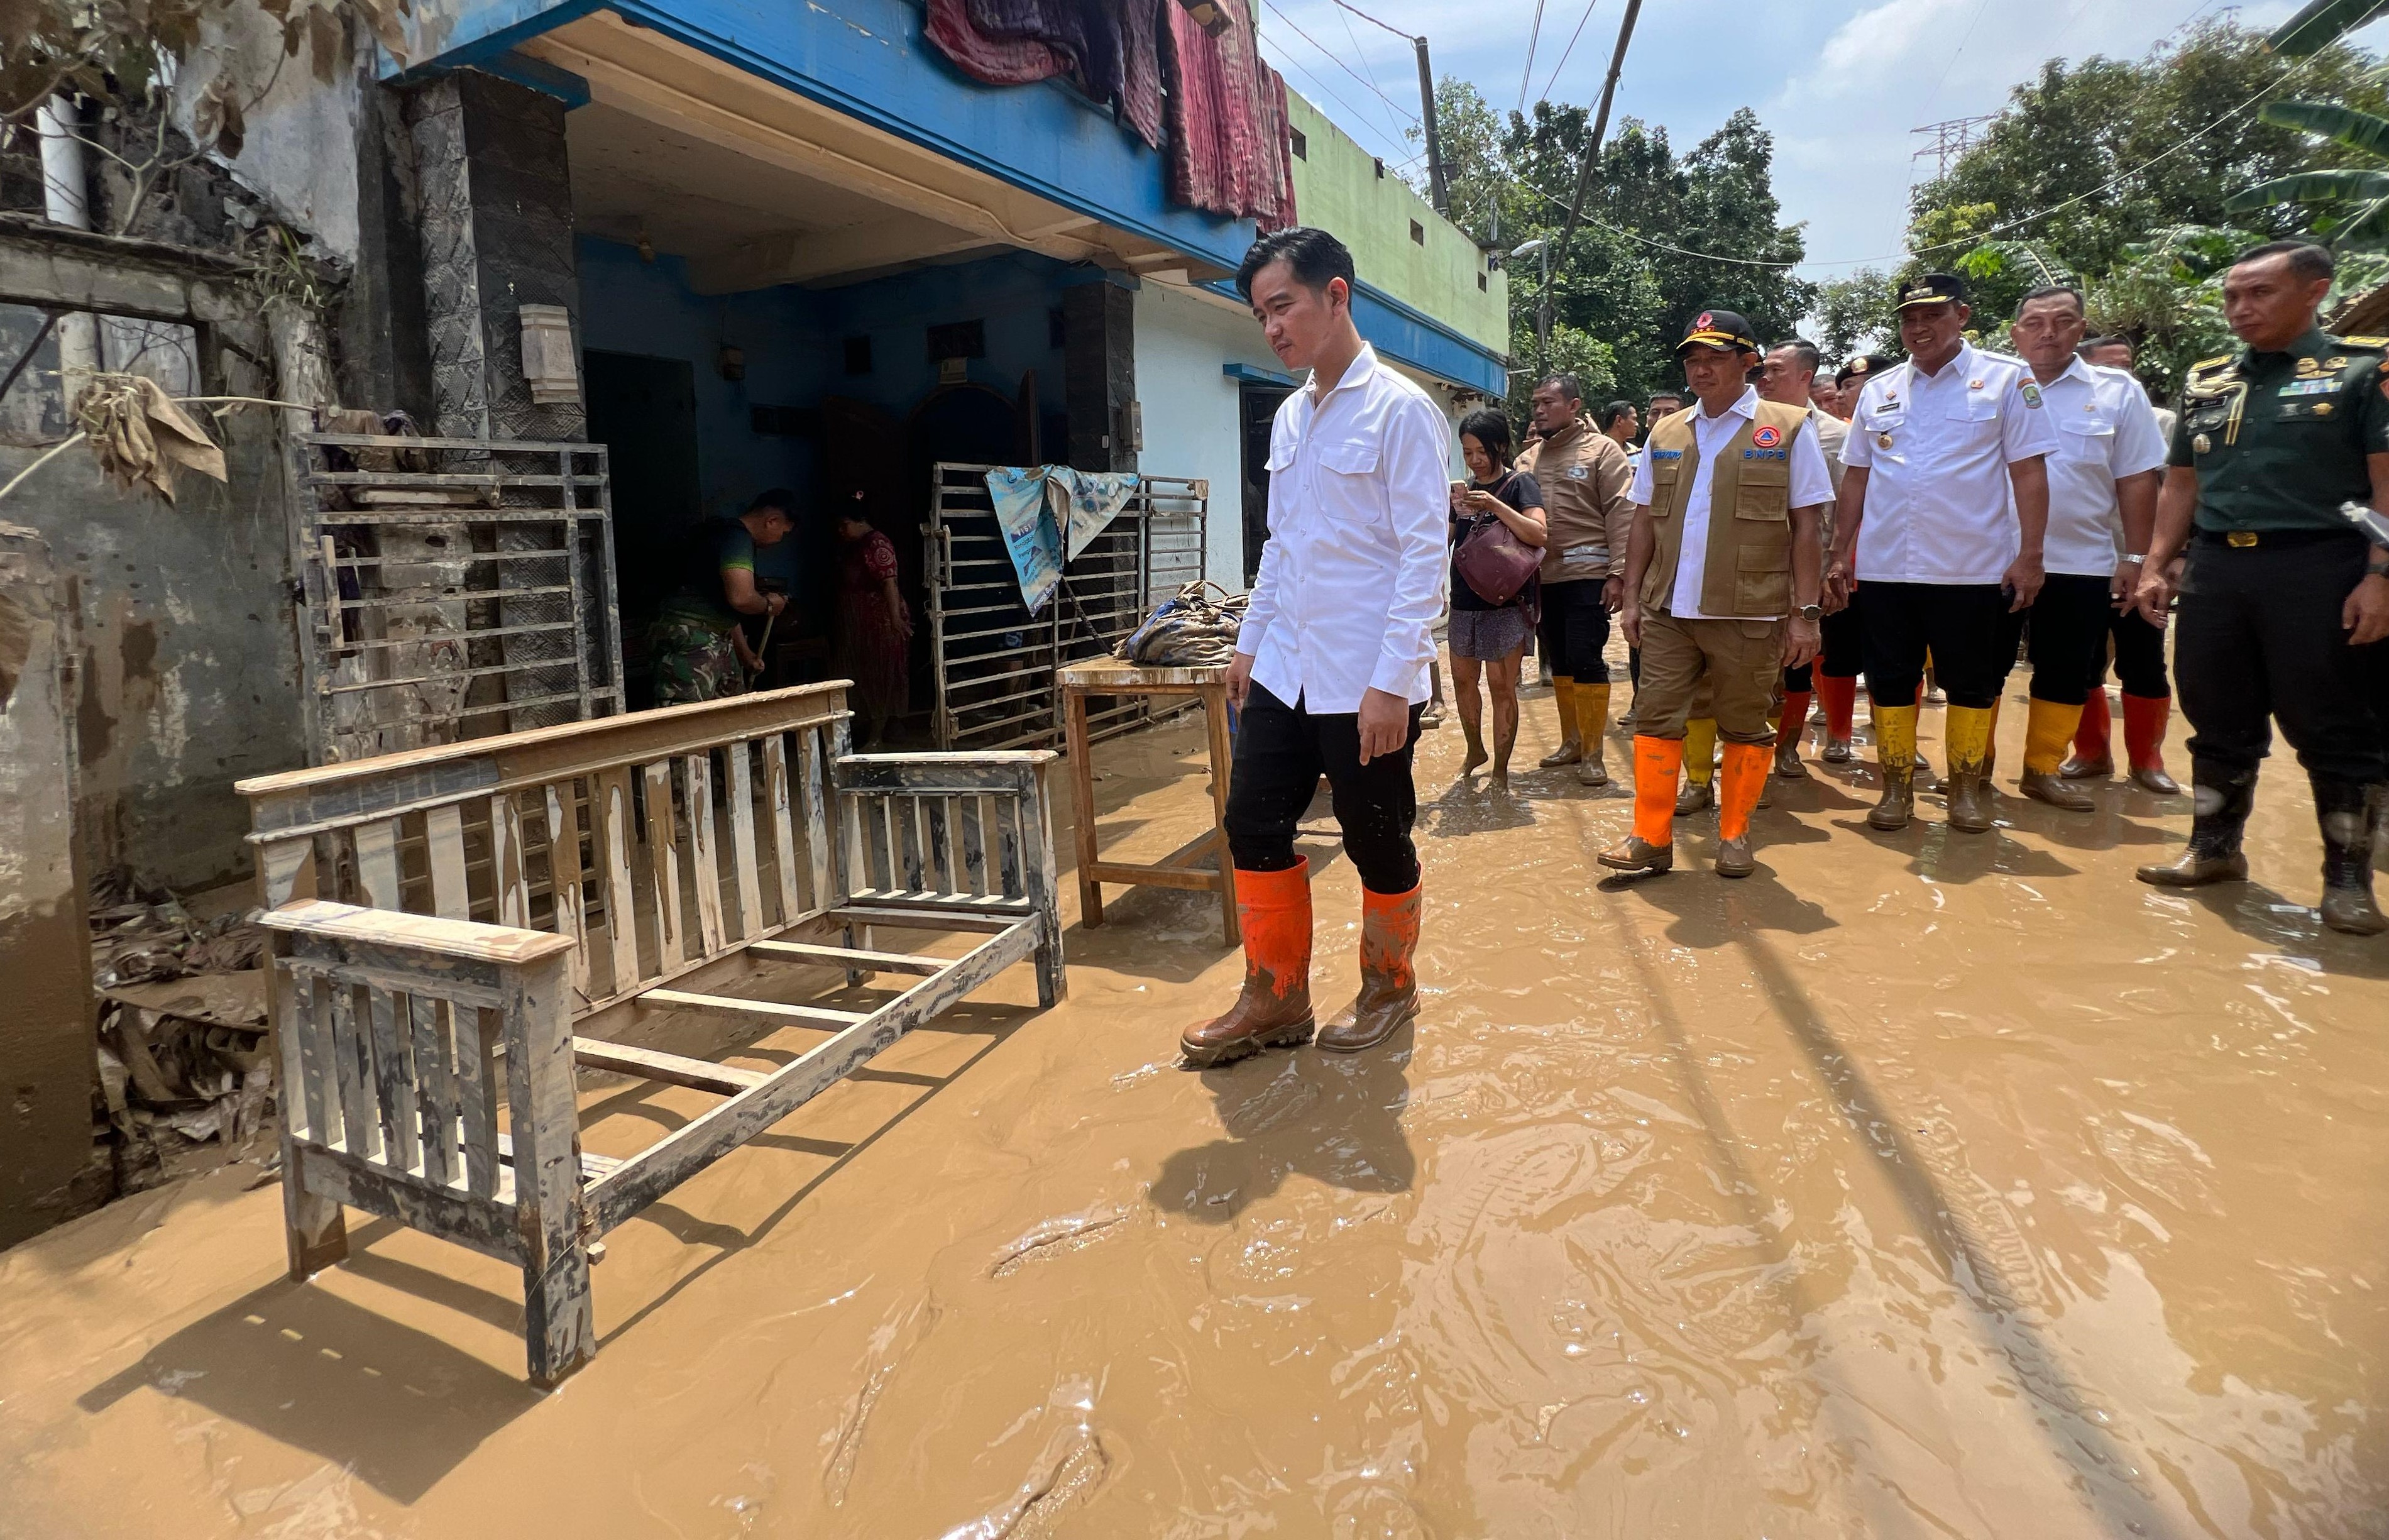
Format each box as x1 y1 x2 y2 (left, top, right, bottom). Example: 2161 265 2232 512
2133 240 2389 934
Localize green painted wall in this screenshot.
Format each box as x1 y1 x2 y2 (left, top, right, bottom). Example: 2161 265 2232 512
1285 91 1508 356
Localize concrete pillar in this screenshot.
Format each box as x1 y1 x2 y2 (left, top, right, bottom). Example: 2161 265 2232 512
0 525 95 1250
402 70 585 730
1063 277 1138 473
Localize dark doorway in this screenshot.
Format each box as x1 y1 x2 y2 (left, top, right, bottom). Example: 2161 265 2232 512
1239 382 1290 585
586 350 702 705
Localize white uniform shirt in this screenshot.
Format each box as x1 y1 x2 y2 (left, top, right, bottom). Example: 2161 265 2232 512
2033 356 2169 576
1628 386 1835 620
1236 343 1449 711
1841 341 2060 585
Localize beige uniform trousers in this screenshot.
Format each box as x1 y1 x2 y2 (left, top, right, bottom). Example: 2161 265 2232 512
1634 610 1786 745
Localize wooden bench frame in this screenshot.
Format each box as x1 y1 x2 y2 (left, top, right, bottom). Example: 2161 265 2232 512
236 683 1063 1385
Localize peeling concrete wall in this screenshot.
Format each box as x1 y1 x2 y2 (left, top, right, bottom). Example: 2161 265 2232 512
0 525 96 1250
0 307 309 890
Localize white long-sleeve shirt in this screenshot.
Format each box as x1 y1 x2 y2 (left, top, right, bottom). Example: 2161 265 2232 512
1236 343 1449 711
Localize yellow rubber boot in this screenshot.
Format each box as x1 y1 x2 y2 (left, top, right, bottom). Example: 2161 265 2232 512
1540 676 1583 767
1868 702 1918 830
1574 681 1612 784
1945 703 1997 832
1678 716 1718 814
2019 696 2094 811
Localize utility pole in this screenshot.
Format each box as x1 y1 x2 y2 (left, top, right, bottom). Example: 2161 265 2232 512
1539 0 1642 358
1415 36 1448 216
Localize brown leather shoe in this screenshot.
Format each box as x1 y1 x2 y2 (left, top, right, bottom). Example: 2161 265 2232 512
1317 886 1420 1053
1715 835 1755 877
1867 766 1915 830
2129 766 2182 796
1597 835 1674 875
1181 863 1316 1068
1539 739 1583 768
1946 769 1995 833
2134 848 2249 887
1675 778 1714 817
2059 752 2113 781
2018 768 2095 812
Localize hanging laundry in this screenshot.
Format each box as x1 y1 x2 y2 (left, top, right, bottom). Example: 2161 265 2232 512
983 465 1143 615
939 0 1165 149
1158 0 1297 228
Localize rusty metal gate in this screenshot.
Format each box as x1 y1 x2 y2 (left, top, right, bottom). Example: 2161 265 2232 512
292 432 623 764
925 463 1209 751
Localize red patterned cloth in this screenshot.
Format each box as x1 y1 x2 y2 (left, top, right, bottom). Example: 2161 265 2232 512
927 0 1163 150
1160 0 1297 229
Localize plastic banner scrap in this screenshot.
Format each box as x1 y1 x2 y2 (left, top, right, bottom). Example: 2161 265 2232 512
982 466 1141 615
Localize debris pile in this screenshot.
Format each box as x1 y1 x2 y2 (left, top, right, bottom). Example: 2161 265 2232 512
87 869 276 1196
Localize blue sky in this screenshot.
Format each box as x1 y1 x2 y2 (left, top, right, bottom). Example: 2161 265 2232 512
1258 0 2389 283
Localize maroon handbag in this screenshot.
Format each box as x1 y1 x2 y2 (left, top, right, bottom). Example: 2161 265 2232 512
1454 513 1541 607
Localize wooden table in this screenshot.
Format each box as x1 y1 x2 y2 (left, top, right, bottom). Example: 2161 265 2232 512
1057 657 1238 946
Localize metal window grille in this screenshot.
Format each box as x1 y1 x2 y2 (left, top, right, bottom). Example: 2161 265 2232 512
925 463 1209 751
292 432 623 764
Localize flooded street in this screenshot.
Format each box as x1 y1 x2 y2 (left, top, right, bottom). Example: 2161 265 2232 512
5 663 2388 1539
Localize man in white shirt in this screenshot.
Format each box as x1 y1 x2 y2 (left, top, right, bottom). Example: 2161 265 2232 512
1182 227 1447 1067
1831 272 2058 833
1999 285 2169 809
1600 309 1832 879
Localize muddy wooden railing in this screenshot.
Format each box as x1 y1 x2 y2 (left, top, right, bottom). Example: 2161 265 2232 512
237 683 1064 1384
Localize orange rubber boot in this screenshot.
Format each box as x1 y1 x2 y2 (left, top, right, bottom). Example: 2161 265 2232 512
1716 740 1769 876
1600 735 1683 874
1181 861 1315 1067
1317 884 1421 1053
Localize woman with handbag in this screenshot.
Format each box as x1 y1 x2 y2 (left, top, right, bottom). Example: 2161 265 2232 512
1448 407 1548 786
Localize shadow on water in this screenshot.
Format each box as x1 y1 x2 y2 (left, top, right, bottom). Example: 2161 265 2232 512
1555 793 2184 1536
2181 877 2389 982
1150 1025 1417 1223
78 1272 542 1504
76 1000 1036 1500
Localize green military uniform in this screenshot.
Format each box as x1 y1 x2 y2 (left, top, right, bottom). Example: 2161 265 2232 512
2157 324 2389 927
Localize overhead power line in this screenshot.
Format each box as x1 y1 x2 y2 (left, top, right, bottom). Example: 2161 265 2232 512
1516 0 1551 115
1537 0 1603 104
1326 0 1416 41
1261 0 1421 126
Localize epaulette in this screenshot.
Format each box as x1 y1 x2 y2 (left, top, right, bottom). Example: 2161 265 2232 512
2182 355 2239 396
2334 334 2389 349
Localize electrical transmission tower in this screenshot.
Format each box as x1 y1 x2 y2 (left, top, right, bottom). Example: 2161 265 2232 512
1911 114 1996 180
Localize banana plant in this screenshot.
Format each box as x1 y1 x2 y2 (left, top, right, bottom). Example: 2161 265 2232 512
2224 101 2389 248
2268 0 2389 56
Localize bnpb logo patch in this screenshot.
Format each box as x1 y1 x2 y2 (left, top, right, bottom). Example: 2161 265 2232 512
1750 425 1782 449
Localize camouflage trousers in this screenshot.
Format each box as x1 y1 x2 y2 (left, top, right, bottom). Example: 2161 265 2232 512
648 618 745 705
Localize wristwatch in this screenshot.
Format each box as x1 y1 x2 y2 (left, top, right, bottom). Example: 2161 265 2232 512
1797 603 1823 622
2121 553 2146 565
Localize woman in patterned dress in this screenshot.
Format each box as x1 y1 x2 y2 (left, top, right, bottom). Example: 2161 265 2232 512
833 503 913 747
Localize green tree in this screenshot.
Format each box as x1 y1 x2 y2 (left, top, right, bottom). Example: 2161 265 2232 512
1429 82 1816 404
1813 267 1899 364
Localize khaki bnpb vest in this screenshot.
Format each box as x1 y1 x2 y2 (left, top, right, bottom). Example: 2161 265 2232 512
1639 399 1810 618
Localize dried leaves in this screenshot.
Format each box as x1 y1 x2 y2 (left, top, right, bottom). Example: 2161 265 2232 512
70 373 228 502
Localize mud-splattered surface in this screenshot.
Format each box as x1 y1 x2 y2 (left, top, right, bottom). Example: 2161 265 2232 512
4 671 2387 1539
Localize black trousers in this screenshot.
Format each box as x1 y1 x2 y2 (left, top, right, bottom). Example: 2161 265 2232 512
1855 581 2012 710
1995 572 2112 706
1818 603 1864 678
2175 535 2387 784
1537 578 1612 682
1227 682 1425 894
2100 606 2170 699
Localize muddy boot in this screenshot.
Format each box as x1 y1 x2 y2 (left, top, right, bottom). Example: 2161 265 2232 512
1675 777 1714 817
2122 694 2179 795
1600 735 1681 875
2019 769 2096 811
2136 770 2254 888
2063 689 2114 779
1181 862 1317 1067
2018 698 2094 811
1541 677 1581 766
1539 738 1583 767
1867 703 1919 830
1943 705 1996 833
2315 777 2388 936
1773 735 1804 779
1317 884 1420 1053
1571 683 1612 784
1715 741 1769 878
1822 737 1854 765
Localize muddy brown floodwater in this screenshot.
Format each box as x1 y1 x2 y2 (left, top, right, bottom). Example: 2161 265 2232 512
4 668 2388 1539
